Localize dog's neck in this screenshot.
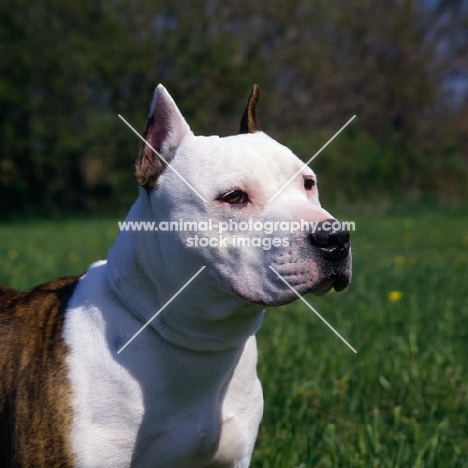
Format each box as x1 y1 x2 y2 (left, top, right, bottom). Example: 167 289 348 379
106 192 264 352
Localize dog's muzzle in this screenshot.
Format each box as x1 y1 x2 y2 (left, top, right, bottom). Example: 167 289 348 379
309 218 351 293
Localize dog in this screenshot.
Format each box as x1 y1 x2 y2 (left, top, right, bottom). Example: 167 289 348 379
0 84 351 467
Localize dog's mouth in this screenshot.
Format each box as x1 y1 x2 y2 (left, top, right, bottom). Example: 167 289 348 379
272 259 352 305
311 270 350 296
228 264 351 307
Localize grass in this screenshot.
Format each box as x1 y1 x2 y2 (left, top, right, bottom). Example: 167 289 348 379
1 209 467 466
0 219 118 291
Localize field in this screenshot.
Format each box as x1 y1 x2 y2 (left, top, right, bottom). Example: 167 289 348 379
1 209 467 467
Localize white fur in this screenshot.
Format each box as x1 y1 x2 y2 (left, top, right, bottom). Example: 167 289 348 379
63 85 347 467
65 261 263 467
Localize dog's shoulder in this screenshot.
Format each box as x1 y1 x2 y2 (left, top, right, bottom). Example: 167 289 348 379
0 276 81 467
0 276 80 332
0 275 81 390
0 284 26 310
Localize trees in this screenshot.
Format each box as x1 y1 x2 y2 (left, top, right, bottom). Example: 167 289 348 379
0 0 466 216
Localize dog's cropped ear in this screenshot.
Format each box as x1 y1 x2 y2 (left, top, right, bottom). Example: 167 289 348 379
239 84 261 134
136 84 192 189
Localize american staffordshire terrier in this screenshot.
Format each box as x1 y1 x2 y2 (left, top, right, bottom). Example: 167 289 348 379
0 85 351 467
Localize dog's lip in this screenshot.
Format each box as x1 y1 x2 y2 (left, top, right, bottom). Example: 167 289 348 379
332 273 350 292
310 272 350 296
310 279 334 296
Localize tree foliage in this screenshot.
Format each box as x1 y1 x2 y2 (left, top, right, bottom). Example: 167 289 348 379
0 0 467 216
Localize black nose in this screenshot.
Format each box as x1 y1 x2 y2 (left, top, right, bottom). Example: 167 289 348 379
309 219 350 261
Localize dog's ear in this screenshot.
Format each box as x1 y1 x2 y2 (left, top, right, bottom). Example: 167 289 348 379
239 84 261 134
136 84 192 189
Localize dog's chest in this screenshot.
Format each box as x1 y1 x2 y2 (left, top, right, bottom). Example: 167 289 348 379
66 330 257 468
130 404 224 467
66 338 258 467
127 372 262 468
64 265 263 467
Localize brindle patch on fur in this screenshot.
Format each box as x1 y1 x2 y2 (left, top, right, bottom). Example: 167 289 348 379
0 276 79 467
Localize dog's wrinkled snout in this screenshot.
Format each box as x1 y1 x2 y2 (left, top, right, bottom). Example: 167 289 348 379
309 219 350 261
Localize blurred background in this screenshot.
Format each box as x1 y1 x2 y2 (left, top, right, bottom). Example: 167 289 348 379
1 0 467 217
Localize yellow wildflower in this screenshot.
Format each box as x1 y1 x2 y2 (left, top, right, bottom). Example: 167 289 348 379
7 248 19 260
387 291 402 302
395 255 406 265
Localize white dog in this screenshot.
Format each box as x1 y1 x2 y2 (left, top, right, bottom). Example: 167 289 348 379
0 85 351 467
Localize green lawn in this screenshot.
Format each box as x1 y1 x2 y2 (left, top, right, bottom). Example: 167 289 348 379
1 210 467 467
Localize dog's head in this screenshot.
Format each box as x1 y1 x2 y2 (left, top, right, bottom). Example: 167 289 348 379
133 84 351 307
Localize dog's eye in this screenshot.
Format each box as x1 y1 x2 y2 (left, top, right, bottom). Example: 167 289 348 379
304 178 315 190
219 190 248 204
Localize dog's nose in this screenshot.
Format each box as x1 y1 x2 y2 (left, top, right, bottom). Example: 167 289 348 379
309 219 350 261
